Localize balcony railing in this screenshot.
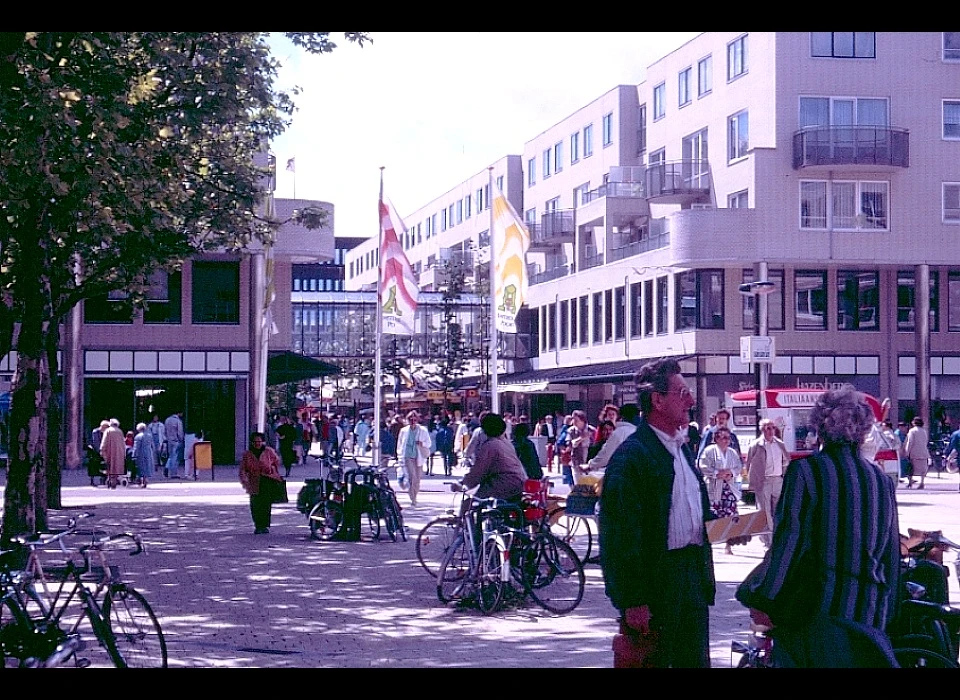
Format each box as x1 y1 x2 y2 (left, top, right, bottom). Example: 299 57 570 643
581 251 605 271
792 125 909 169
608 228 671 262
582 180 647 204
645 160 710 199
530 264 572 286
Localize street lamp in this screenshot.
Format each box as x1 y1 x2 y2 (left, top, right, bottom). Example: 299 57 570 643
739 272 777 437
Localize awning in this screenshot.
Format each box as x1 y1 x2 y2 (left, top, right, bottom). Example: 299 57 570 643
267 351 340 385
497 380 551 393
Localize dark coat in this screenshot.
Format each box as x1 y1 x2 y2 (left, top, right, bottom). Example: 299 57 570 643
736 443 900 632
598 417 716 613
512 435 543 480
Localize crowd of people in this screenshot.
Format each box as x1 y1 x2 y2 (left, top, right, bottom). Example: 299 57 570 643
88 411 187 488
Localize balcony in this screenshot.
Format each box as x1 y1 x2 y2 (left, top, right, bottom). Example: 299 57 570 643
530 264 572 286
527 210 575 251
607 225 671 263
792 125 909 170
644 160 710 204
582 180 647 203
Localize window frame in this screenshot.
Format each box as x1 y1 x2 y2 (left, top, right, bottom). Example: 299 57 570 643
656 276 669 335
570 132 580 163
728 189 749 208
191 260 241 325
583 124 594 158
944 100 960 140
945 183 960 224
811 32 876 59
527 157 536 186
800 179 889 231
728 109 749 162
542 147 552 179
678 66 692 107
727 34 748 81
554 140 563 173
143 269 183 325
945 32 960 62
653 82 666 121
949 271 960 331
697 55 712 97
794 269 828 331
897 270 939 333
742 268 785 331
602 112 614 147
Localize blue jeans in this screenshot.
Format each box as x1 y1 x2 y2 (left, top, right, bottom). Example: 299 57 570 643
166 441 183 477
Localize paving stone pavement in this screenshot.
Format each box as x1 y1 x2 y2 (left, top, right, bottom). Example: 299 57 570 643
4 459 960 668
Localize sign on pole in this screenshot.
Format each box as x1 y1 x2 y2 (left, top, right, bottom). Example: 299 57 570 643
740 335 775 364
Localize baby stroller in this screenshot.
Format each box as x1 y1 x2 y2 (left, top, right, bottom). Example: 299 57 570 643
84 445 106 487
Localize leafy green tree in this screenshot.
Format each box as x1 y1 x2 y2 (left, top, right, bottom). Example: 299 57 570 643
0 32 368 542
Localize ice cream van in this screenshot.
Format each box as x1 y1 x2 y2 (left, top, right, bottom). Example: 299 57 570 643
724 388 896 474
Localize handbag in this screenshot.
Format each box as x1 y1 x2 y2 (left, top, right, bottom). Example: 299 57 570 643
262 476 289 504
612 619 660 668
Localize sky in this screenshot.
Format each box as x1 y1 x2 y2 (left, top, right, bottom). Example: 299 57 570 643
267 32 701 239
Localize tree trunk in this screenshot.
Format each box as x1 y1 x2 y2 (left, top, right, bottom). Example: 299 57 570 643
1 311 46 545
44 324 62 512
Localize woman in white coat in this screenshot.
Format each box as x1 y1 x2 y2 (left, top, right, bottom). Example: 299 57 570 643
396 411 431 506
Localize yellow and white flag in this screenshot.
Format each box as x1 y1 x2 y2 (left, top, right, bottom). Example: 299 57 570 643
492 190 530 334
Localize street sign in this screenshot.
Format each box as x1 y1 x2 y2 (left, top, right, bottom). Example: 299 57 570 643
740 335 775 364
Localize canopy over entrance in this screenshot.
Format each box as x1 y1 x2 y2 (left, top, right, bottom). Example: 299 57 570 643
266 351 340 385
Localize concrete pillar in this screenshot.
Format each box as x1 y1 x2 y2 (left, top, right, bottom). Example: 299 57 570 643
916 263 931 428
62 302 83 469
249 250 266 434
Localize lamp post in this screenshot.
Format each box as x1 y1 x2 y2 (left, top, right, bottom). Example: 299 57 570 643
739 268 776 437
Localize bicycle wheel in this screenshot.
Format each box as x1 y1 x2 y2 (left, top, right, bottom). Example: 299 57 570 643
309 501 344 540
102 585 168 668
893 647 959 668
521 533 585 614
416 517 459 577
388 493 406 542
437 532 472 604
548 507 594 564
476 537 506 615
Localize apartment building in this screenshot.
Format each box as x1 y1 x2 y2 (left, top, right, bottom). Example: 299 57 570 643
337 32 959 426
518 31 960 425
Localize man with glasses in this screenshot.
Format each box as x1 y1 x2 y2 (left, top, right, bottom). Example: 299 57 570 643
599 358 716 667
746 419 791 548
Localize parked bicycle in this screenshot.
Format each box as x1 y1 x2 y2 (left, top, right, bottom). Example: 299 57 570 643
415 481 468 577
0 515 167 668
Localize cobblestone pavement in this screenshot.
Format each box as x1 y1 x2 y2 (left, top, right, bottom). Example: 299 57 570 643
4 460 960 668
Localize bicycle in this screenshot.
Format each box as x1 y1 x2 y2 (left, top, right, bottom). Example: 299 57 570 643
415 481 468 577
436 495 514 615
5 515 168 668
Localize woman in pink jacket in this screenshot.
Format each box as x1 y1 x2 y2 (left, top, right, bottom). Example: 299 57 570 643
239 432 284 534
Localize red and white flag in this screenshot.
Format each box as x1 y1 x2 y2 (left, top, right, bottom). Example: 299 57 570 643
379 199 419 335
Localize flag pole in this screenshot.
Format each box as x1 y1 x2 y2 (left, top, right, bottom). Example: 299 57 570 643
488 166 499 414
373 167 385 469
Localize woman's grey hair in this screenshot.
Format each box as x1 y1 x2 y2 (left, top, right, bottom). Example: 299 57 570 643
136 422 147 432
808 387 875 445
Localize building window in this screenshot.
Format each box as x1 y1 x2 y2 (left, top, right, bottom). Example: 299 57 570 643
143 270 183 324
800 180 889 230
727 110 749 162
837 270 880 331
950 271 960 331
592 292 603 344
946 183 960 223
456 200 463 225
653 82 666 121
676 269 724 331
417 222 423 243
578 295 589 345
575 182 590 207
559 300 569 350
603 289 613 342
697 55 712 97
547 304 556 351
682 128 709 188
742 269 785 331
678 66 692 107
897 270 939 332
944 100 960 140
192 260 240 324
643 279 654 337
570 132 580 163
583 124 594 157
638 103 646 154
946 33 960 61
554 141 563 173
441 209 447 232
656 277 669 335
465 194 471 219
727 34 748 80
543 148 551 179
448 204 455 229
630 282 642 337
811 32 876 59
84 289 133 324
602 112 614 147
539 307 547 352
497 175 504 192
795 270 827 330
728 190 749 208
527 157 536 186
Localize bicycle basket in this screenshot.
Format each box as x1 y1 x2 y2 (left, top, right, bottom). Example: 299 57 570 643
297 479 326 514
565 494 599 516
